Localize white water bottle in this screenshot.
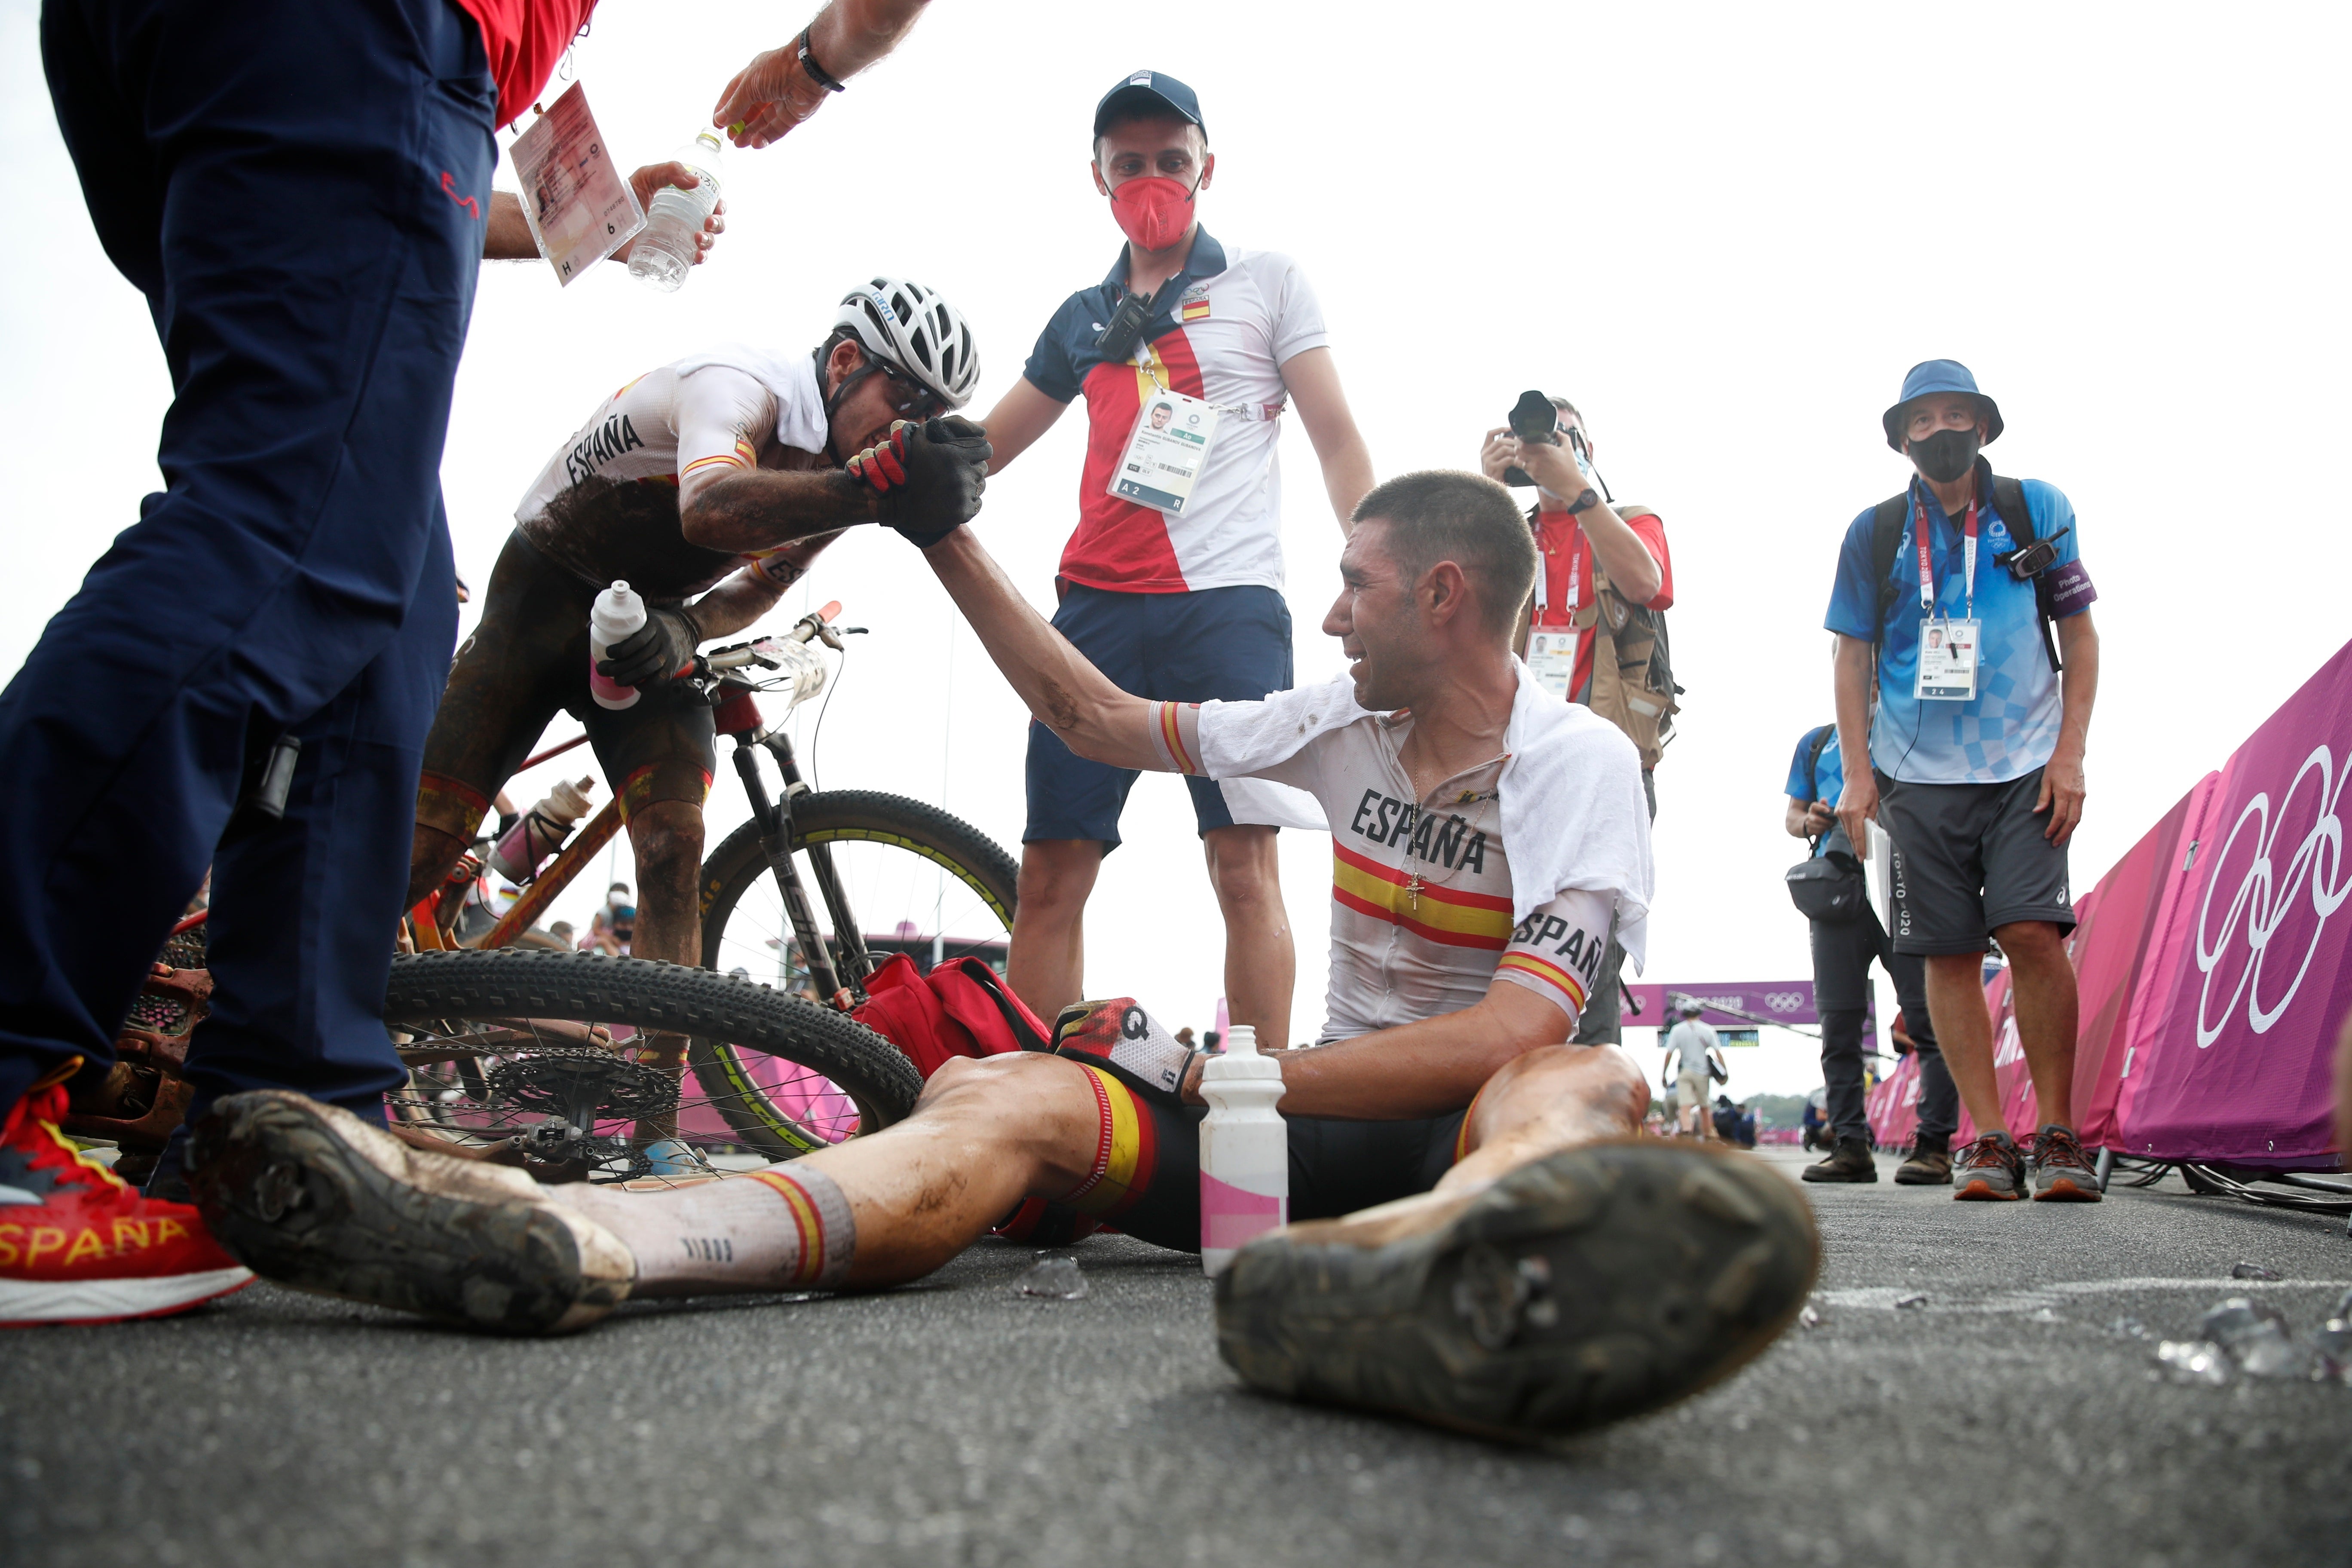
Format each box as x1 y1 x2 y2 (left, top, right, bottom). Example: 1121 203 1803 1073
588 581 646 711
489 776 595 883
625 131 723 292
1198 1025 1287 1277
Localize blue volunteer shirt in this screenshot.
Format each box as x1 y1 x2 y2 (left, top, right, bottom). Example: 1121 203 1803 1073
1824 471 2090 784
1785 724 1844 859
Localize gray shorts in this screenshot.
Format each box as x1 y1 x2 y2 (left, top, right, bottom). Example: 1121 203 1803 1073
1875 768 2075 956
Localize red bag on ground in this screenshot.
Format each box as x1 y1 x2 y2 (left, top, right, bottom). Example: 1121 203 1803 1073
850 956 1097 1245
851 954 1050 1079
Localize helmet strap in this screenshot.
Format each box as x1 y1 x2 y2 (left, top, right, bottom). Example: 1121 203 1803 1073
819 359 886 465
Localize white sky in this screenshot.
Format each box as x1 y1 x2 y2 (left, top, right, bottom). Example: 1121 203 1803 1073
6 0 2348 1099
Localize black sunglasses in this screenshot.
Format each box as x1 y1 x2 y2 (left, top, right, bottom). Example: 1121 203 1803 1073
879 365 943 420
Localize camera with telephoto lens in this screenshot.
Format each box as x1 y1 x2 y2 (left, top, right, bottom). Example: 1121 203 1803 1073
1502 389 1589 488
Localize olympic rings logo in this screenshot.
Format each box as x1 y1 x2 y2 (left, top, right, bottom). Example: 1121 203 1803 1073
2193 744 2351 1047
1763 992 1807 1013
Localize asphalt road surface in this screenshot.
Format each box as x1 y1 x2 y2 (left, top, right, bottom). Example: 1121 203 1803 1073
6 1148 2347 1568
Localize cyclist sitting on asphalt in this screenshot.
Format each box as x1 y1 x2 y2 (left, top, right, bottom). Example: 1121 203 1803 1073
194 469 1819 1446
405 278 988 983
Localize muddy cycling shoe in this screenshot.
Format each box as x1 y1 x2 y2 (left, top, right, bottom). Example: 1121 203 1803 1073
1214 1139 1819 1442
190 1091 633 1335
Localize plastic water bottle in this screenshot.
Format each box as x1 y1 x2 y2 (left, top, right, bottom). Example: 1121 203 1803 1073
489 776 595 883
1198 1025 1287 1277
626 131 723 292
588 581 646 711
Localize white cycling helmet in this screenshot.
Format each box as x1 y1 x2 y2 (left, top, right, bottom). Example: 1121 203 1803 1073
832 276 982 410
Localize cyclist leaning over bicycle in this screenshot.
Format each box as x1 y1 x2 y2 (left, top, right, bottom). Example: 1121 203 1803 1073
406 277 993 977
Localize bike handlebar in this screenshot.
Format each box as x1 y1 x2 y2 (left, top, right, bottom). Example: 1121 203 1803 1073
704 600 848 671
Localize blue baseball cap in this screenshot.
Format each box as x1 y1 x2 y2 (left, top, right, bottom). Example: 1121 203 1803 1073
1882 359 2003 452
1093 69 1205 138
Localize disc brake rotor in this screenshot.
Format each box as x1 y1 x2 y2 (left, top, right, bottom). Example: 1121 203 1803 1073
485 1048 679 1123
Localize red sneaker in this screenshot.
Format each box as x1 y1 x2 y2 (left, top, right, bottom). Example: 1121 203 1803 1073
0 1083 251 1326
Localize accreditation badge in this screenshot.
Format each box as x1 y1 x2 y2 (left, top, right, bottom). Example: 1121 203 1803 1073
1527 624 1580 698
1915 616 1981 701
508 83 645 286
1109 390 1221 515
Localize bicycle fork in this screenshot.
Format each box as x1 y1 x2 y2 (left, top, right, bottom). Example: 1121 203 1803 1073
729 732 876 1009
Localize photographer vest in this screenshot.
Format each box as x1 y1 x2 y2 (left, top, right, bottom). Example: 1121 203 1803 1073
1522 503 1682 772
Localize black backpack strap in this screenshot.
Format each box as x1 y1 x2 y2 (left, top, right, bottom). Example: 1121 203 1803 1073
1805 724 1834 800
1868 492 1909 647
1990 475 2061 674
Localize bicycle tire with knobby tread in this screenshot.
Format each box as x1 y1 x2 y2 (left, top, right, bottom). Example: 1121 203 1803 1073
698 789 1020 961
383 949 922 1154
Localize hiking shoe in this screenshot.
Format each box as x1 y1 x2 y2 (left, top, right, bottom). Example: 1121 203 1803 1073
1951 1131 2026 1201
2029 1124 2104 1203
190 1090 633 1335
1894 1132 1954 1186
0 1083 251 1325
1213 1139 1819 1442
1801 1136 1878 1183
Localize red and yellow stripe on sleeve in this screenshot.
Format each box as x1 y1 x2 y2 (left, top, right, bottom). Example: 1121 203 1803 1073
680 436 758 482
1495 949 1591 1014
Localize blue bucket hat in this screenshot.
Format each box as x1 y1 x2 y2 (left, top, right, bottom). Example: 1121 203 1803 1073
1882 359 2003 452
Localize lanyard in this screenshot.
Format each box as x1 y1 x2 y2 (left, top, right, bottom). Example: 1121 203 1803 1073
1913 490 1977 618
1536 514 1583 623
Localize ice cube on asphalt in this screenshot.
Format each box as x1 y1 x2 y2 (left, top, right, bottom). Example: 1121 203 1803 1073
2199 1297 2309 1379
1014 1252 1089 1301
2155 1340 2232 1385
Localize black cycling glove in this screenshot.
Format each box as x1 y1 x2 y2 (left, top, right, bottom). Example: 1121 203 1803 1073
846 415 993 547
596 604 703 689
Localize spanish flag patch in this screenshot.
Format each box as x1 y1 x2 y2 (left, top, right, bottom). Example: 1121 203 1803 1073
1181 299 1211 322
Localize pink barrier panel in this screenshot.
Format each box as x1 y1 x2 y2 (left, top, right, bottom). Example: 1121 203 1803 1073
1869 638 2351 1166
2067 781 2213 1148
2109 640 2352 1164
1866 1052 1920 1147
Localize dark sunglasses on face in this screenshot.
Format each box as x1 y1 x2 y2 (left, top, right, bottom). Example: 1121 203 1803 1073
880 366 943 420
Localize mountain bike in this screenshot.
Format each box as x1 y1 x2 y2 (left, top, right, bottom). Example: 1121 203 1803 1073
74 603 1016 1185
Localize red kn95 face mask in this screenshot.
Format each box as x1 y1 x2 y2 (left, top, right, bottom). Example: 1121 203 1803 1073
1109 174 1199 251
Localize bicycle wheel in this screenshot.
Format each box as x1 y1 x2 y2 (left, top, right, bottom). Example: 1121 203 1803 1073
381 948 921 1178
699 788 1018 992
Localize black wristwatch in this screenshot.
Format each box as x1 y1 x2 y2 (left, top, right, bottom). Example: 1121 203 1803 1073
1568 487 1602 515
797 28 847 93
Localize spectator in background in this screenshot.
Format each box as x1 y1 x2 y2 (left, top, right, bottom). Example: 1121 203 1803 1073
973 70 1376 1051
1827 362 2101 1203
1660 1003 1721 1140
1801 1086 1830 1152
584 884 636 956
1481 398 1673 1046
549 921 575 949
1785 718 1958 1185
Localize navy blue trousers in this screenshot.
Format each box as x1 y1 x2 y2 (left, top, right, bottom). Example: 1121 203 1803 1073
6 0 496 1120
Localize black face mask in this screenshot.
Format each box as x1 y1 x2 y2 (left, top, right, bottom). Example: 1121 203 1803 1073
1908 427 1981 485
